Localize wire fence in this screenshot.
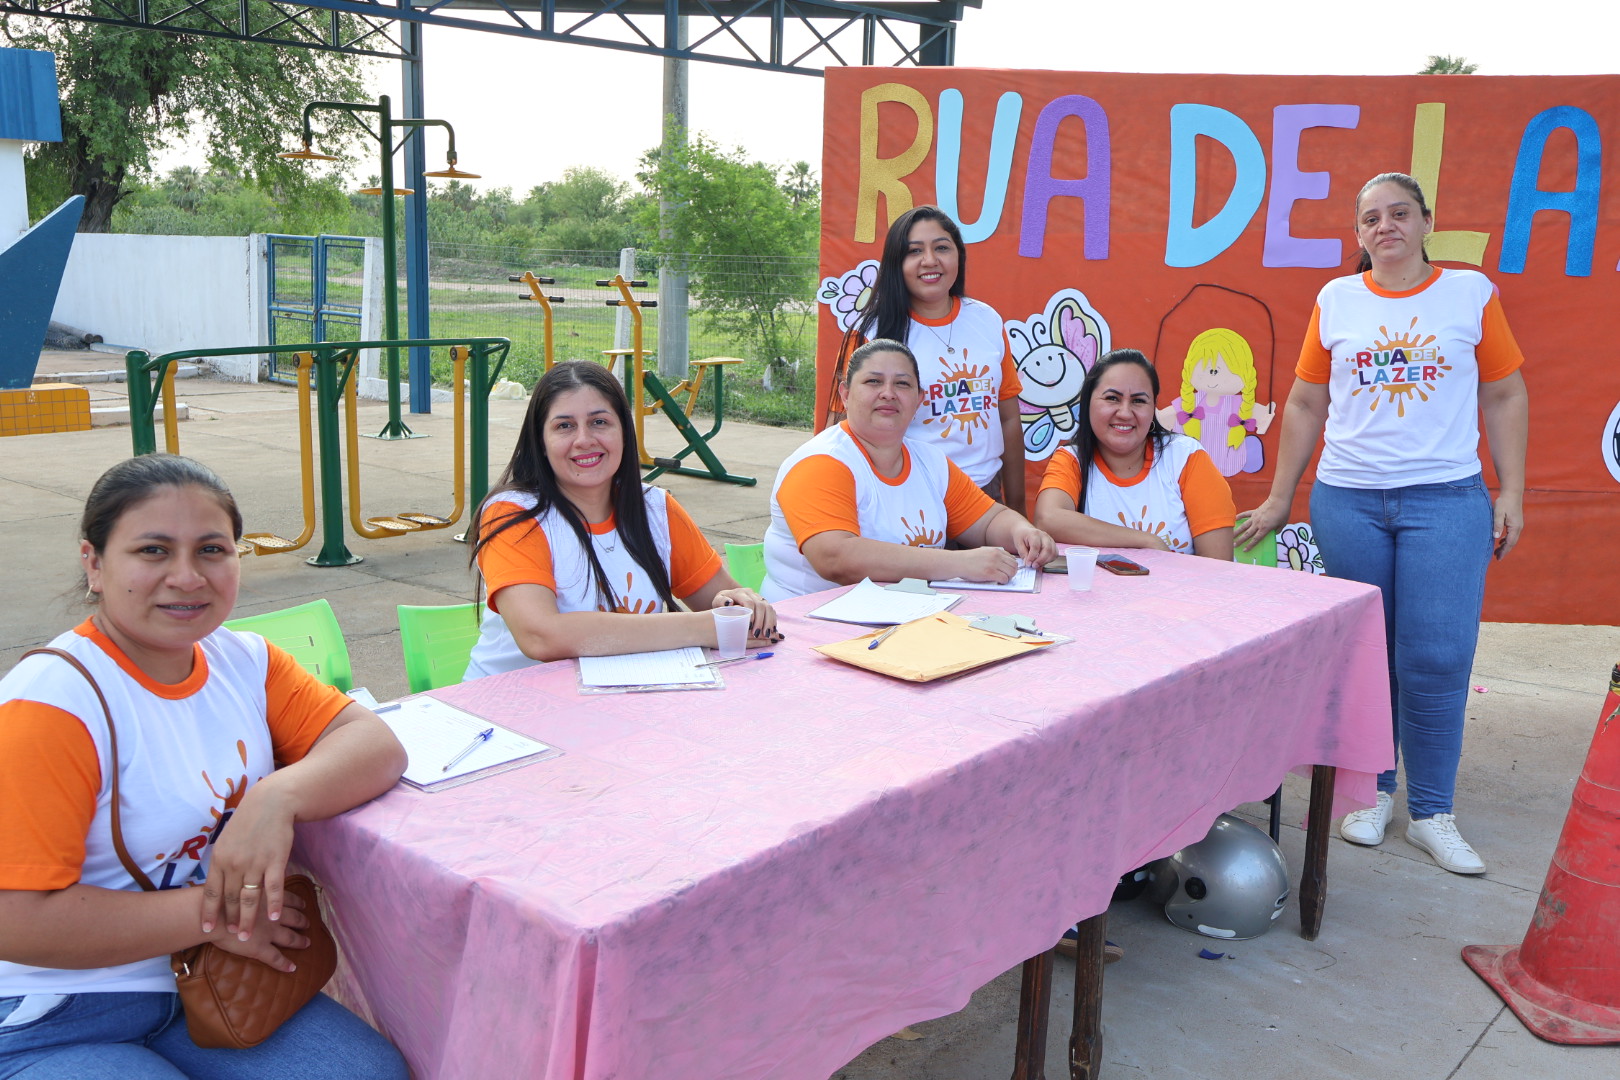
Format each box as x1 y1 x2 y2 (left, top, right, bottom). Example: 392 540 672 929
423 243 821 427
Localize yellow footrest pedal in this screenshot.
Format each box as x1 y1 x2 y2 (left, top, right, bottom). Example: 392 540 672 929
366 517 423 533
396 513 451 529
240 534 299 555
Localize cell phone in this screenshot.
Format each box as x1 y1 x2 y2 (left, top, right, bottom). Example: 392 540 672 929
1098 555 1150 576
1044 556 1068 575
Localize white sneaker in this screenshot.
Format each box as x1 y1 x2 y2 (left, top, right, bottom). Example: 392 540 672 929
1340 791 1394 845
1405 813 1486 874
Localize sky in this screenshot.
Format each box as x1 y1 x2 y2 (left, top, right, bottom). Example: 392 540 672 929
351 0 1616 194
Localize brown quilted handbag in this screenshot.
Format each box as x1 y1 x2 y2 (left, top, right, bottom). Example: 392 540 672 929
169 874 338 1048
24 647 339 1049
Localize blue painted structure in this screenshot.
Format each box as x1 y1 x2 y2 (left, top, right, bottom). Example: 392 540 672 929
1 48 76 389
0 195 84 388
0 48 62 142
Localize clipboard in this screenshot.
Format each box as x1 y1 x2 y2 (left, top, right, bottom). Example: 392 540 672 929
812 612 1056 683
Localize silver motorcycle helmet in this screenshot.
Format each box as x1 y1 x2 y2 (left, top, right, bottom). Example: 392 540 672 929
1152 813 1289 940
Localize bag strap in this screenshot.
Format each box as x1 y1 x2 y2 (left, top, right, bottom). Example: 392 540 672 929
19 647 157 892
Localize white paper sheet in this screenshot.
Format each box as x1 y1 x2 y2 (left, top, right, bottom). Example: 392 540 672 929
928 565 1040 593
577 647 719 688
806 578 962 625
373 696 558 787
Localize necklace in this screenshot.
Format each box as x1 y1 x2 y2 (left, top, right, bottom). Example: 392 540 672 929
918 316 956 355
593 531 618 554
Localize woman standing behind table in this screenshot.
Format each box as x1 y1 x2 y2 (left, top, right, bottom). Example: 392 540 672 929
847 206 1027 509
1035 349 1236 560
464 361 779 678
0 455 408 1078
1237 172 1530 875
763 339 1053 601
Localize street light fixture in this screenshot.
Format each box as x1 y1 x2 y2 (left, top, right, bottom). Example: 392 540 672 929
279 94 478 439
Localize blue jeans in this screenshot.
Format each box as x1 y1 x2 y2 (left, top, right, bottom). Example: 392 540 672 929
0 991 406 1080
1310 476 1493 819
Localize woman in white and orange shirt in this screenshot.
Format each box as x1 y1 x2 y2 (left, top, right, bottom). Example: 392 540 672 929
1035 348 1236 559
0 455 407 1078
1237 172 1530 874
846 206 1026 508
764 339 1054 600
465 361 778 678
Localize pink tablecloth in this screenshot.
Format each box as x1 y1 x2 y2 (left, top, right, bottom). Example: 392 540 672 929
297 550 1391 1080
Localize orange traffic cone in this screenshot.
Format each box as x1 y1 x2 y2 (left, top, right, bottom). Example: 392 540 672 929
1462 662 1620 1043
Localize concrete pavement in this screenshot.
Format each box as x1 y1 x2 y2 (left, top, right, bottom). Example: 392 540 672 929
6 354 1617 1079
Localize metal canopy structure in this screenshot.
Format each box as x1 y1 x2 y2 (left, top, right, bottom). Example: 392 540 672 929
0 1 980 73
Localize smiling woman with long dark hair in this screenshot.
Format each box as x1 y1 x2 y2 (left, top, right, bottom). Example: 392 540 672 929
464 361 778 677
843 206 1028 509
1034 349 1235 559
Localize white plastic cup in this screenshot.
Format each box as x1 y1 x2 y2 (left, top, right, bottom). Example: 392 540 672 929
712 605 750 659
1064 546 1099 592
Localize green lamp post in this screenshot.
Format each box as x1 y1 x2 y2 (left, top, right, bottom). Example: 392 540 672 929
280 95 478 439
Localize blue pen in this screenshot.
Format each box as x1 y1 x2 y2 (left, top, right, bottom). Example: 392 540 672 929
700 651 774 669
442 727 495 772
868 624 901 650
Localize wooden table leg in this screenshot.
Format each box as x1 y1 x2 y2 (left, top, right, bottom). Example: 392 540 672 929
1299 764 1337 941
1067 912 1106 1080
1010 949 1053 1080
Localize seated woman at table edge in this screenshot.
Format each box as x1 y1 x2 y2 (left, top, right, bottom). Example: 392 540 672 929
465 360 780 678
1034 348 1236 560
762 338 1055 601
0 454 408 1079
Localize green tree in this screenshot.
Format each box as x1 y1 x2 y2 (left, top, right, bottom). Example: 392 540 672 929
3 13 365 231
515 166 643 251
782 160 818 208
113 164 352 236
637 132 819 375
1420 55 1478 74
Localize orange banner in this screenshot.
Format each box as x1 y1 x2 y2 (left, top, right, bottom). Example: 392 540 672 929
817 69 1620 625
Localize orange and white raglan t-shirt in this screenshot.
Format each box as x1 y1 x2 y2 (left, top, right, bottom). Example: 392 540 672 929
904 296 1023 487
1040 434 1235 554
762 422 995 600
1297 268 1525 489
0 621 347 995
465 485 722 678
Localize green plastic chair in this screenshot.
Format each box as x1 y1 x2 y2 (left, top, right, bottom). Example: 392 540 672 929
1233 517 1279 568
398 603 483 692
724 542 766 592
224 598 353 692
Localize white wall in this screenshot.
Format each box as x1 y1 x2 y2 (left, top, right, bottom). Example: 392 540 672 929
0 141 27 249
53 233 269 380
52 232 398 393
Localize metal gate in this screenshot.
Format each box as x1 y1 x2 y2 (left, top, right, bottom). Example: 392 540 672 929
265 234 368 384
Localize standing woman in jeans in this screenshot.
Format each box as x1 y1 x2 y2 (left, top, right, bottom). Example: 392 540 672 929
845 206 1027 509
1237 172 1529 875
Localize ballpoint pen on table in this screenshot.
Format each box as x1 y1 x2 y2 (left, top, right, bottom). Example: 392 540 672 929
868 624 901 650
442 727 495 772
699 651 774 669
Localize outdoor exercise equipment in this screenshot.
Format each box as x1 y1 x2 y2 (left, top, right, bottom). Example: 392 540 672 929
126 338 511 566
344 344 467 539
278 95 481 437
595 274 755 487
239 351 318 557
509 272 566 371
